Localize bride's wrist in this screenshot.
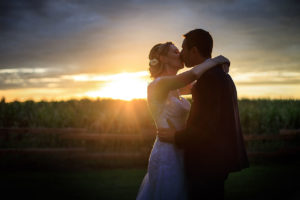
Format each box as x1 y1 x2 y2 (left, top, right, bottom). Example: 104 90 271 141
210 57 219 66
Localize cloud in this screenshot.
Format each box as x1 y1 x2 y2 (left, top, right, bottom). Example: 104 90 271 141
1 0 299 70
0 0 299 97
233 71 300 85
183 0 300 72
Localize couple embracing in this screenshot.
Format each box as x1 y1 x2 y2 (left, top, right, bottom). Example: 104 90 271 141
137 29 249 200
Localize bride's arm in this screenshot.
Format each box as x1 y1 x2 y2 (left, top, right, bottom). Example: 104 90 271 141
156 55 230 94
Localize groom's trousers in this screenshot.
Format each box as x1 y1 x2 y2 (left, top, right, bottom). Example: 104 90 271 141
187 173 228 200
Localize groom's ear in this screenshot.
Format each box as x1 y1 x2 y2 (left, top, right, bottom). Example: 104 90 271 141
190 46 199 56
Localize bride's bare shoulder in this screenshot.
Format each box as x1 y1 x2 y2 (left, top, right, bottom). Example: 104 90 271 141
147 77 167 100
147 77 163 91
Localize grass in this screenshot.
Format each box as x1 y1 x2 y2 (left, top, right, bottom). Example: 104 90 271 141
0 163 299 200
225 162 300 200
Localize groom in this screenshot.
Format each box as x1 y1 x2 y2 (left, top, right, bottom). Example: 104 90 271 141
158 29 249 200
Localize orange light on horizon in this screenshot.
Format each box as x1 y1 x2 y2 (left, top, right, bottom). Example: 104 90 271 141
1 69 300 102
84 72 150 101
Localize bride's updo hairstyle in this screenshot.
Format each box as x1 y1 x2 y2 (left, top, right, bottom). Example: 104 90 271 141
148 42 173 78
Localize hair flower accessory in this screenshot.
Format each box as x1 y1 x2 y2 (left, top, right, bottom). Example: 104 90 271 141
150 58 159 66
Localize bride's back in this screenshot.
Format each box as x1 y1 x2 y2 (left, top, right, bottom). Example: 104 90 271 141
147 78 191 131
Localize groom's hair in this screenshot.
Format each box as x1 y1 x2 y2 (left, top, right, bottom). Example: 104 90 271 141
183 29 213 58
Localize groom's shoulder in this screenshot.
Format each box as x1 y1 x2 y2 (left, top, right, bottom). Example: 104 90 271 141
200 66 227 82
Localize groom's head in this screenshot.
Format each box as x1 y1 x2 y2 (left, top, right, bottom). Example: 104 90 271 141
180 29 213 67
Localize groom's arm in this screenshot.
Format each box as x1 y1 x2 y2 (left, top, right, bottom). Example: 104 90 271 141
174 129 191 148
174 122 211 148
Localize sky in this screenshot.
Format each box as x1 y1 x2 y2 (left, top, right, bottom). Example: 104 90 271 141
0 0 299 101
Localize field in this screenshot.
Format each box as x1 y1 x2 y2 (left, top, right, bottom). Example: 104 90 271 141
1 98 299 158
0 98 299 199
1 98 299 134
1 163 299 200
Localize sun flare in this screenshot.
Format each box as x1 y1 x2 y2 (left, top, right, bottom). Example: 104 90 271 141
85 72 150 101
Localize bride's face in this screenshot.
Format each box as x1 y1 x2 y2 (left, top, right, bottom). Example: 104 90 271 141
164 44 184 71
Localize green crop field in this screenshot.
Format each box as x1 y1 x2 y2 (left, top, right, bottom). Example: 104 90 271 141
1 98 299 134
0 98 299 199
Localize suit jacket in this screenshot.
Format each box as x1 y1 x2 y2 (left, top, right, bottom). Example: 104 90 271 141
175 66 249 177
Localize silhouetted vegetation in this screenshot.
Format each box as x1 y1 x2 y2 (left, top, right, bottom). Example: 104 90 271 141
1 97 299 134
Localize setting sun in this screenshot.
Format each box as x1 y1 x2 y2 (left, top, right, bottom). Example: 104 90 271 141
85 72 150 101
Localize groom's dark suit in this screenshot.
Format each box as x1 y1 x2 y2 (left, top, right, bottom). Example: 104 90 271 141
175 66 249 200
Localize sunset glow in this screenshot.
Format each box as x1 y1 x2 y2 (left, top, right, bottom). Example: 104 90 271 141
84 72 149 100
0 1 299 101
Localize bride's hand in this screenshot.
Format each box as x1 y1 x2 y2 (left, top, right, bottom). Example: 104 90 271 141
212 55 230 66
212 55 230 73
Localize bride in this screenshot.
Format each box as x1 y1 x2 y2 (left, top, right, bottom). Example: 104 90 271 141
136 42 229 200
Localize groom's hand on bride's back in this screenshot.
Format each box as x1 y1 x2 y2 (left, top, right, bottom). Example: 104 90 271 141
157 128 175 143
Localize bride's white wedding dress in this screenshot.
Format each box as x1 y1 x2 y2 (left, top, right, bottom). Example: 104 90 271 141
137 78 190 200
